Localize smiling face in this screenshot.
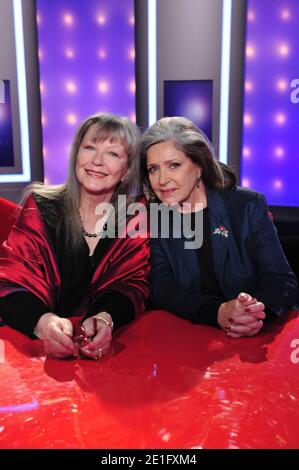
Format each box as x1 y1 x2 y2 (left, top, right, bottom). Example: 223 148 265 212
146 140 203 206
76 124 128 201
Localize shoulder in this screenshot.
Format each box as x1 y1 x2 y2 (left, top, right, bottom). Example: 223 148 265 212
31 192 64 224
220 185 268 211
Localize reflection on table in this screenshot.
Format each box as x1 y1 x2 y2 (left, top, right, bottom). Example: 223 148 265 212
0 309 299 449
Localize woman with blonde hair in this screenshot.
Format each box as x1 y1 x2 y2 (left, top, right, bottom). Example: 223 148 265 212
0 113 149 358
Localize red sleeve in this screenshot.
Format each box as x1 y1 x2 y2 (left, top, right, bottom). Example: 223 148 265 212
90 209 150 315
0 194 61 309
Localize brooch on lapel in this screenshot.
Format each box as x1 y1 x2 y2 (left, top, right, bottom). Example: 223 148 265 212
212 225 229 238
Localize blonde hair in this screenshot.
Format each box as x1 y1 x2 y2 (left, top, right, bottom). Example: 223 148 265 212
24 113 142 250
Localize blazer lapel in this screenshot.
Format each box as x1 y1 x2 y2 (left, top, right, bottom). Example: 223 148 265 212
170 215 201 289
162 188 232 290
206 187 231 285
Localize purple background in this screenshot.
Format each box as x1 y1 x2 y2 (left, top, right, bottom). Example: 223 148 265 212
164 80 213 142
0 80 14 167
36 0 135 184
242 0 299 206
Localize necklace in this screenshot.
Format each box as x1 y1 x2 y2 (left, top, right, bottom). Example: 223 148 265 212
79 214 109 238
81 222 107 238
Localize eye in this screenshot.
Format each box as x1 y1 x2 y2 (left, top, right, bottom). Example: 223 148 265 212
107 151 119 158
147 166 157 174
170 162 180 169
83 144 95 150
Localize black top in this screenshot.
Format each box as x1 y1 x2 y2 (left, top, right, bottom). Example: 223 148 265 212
183 208 225 327
0 195 134 338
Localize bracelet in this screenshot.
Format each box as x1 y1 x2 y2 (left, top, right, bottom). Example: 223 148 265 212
94 312 114 331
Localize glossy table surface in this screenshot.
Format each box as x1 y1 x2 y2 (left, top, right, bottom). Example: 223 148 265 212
0 310 299 449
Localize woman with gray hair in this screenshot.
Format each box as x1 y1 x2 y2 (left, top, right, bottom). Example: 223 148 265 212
0 113 149 358
140 116 298 337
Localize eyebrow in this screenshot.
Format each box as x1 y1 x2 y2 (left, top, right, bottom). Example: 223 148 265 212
147 159 181 166
83 138 123 149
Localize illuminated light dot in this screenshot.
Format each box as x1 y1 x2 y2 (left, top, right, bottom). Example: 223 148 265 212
274 147 285 158
247 10 255 21
243 147 251 158
97 14 106 25
129 14 135 25
65 81 77 93
129 47 135 60
40 81 45 94
244 114 253 126
38 48 43 60
246 45 255 58
98 49 107 59
66 113 78 125
281 9 290 20
245 81 253 92
274 180 283 189
65 48 75 59
242 179 250 188
130 113 136 123
43 146 47 158
184 100 207 122
98 81 109 94
129 80 136 93
63 13 74 26
36 13 41 25
276 79 288 91
278 43 290 57
44 177 50 185
41 114 47 126
275 113 286 125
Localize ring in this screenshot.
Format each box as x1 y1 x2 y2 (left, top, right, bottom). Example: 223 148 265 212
96 348 103 360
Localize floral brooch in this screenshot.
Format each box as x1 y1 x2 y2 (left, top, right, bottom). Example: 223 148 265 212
212 225 229 238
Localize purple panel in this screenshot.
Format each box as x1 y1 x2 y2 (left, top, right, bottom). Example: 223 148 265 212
164 80 213 141
37 0 135 184
0 80 14 167
242 0 299 206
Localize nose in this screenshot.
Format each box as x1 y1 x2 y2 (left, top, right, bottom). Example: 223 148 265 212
92 150 104 166
158 169 170 186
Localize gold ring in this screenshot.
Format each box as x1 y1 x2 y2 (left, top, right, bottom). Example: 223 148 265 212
96 348 103 360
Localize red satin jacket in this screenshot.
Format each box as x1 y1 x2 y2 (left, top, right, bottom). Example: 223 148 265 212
0 194 150 316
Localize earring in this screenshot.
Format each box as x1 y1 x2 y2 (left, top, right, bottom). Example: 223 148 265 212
148 188 158 202
196 173 201 188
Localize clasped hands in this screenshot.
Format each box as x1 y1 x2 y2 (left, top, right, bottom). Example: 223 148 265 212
218 292 265 338
35 312 113 359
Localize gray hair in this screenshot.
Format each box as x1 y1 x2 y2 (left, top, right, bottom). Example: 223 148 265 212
140 116 235 193
25 113 142 250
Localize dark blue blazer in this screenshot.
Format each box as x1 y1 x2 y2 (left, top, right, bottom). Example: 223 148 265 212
150 186 298 322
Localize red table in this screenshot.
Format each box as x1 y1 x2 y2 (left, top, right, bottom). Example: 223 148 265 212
0 310 299 449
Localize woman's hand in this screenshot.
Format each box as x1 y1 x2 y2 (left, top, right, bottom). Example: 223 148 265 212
35 312 75 358
218 292 265 338
79 312 113 360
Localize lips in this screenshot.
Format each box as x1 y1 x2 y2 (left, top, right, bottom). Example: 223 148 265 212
85 169 108 177
160 189 177 195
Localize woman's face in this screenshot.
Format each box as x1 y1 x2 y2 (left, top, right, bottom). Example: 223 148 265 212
146 141 201 206
76 124 128 199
